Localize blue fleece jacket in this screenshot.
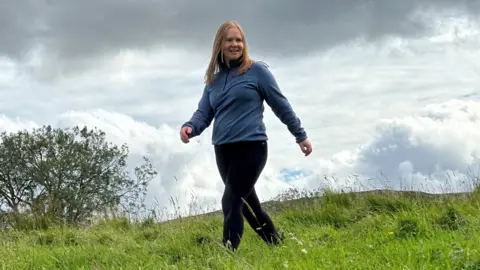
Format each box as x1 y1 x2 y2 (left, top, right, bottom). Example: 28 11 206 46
182 59 307 145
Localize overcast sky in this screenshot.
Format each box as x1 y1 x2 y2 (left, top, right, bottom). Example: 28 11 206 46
1 0 480 219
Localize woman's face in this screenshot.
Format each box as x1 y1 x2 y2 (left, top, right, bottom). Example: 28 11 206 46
222 26 244 62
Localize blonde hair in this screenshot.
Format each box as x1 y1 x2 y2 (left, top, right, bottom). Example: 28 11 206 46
205 21 254 85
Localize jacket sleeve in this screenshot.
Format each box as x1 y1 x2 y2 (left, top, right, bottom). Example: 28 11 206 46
256 63 308 143
182 86 214 137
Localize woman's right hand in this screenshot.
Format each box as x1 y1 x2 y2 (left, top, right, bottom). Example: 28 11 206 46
180 126 193 143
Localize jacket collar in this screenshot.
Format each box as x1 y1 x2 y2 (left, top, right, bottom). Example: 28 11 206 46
220 55 243 71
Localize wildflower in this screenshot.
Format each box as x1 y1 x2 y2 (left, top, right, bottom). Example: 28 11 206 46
301 248 308 254
290 236 303 245
388 231 394 235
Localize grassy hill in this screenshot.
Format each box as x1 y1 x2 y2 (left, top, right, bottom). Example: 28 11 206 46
1 187 479 269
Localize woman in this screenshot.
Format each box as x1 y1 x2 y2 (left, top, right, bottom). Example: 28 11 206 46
180 21 312 251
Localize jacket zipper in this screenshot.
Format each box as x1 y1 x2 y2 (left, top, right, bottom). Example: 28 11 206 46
222 69 230 92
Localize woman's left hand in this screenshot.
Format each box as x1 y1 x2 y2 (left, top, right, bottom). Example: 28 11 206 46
298 138 312 156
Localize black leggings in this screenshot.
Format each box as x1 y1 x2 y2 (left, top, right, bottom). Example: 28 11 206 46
214 140 281 250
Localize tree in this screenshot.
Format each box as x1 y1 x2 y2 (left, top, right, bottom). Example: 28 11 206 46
0 125 157 227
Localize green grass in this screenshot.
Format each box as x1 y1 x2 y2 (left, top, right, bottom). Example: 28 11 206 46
1 188 480 269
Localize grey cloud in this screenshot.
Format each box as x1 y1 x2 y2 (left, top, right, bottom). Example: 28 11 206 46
1 0 478 68
0 0 46 57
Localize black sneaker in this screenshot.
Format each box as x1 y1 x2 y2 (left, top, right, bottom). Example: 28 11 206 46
264 229 284 246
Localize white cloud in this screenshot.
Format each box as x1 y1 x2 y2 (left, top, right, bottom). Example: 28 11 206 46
0 13 479 219
352 99 480 191
0 115 38 133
